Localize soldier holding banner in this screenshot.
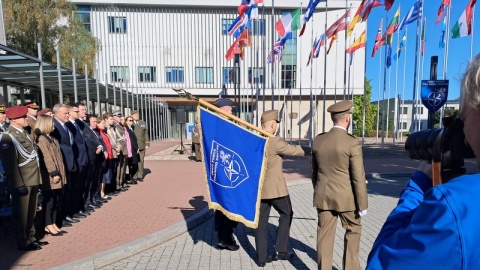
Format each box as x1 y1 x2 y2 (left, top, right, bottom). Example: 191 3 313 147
255 110 310 267
212 98 239 251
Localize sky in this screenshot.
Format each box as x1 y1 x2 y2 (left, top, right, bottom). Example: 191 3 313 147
365 0 477 102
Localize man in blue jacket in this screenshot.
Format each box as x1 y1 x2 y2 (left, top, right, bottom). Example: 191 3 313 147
367 54 480 269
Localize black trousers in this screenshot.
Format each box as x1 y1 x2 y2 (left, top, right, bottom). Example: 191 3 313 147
214 211 238 244
42 188 62 226
255 195 293 263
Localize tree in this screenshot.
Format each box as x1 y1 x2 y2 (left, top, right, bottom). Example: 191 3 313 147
3 0 99 74
352 78 377 136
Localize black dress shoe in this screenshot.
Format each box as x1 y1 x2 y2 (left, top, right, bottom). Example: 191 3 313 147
73 213 87 219
256 256 273 267
19 242 42 251
61 221 73 227
65 217 80 223
34 240 49 246
137 178 144 182
88 204 100 209
131 180 138 185
273 251 294 260
217 241 240 251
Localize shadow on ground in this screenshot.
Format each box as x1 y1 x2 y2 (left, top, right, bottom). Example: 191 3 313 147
366 176 409 199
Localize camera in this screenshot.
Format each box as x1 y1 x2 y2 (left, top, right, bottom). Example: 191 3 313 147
405 117 475 171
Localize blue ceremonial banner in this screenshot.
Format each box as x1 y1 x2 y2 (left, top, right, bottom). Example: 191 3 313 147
198 106 268 228
421 80 449 112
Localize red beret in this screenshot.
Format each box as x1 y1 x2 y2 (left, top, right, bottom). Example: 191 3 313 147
5 106 28 119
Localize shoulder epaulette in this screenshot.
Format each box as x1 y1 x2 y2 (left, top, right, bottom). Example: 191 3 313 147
316 132 326 137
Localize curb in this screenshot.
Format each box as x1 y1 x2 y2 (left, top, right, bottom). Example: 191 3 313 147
51 173 412 269
51 207 214 270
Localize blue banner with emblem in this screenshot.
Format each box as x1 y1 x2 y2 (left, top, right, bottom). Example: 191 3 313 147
199 106 268 228
421 80 449 112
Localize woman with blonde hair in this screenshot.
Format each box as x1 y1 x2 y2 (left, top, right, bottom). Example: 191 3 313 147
33 115 67 236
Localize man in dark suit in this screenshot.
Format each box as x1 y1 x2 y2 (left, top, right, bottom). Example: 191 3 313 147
311 100 368 270
0 104 8 132
254 110 309 267
76 103 104 210
0 106 43 250
51 103 78 226
131 110 149 181
65 104 89 218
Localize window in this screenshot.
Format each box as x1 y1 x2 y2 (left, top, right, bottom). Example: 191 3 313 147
248 67 264 84
138 66 156 82
281 65 297 88
111 66 129 82
108 16 127 33
252 19 265 35
222 19 234 35
402 122 407 129
166 67 184 83
414 106 424 114
75 5 91 32
223 67 234 84
195 67 213 84
402 107 408 114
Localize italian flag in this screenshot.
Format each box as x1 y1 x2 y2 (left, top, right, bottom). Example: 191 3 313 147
452 0 477 39
275 8 301 37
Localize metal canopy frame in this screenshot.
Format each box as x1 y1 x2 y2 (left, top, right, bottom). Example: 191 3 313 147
0 44 139 109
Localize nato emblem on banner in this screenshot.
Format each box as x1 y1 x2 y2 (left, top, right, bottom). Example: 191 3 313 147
421 80 449 112
198 107 268 228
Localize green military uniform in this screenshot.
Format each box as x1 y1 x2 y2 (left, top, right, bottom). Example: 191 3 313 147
0 126 41 249
133 118 150 180
193 123 202 162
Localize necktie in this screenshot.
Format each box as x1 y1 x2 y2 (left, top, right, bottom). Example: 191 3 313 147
135 120 138 125
74 122 83 136
64 125 73 144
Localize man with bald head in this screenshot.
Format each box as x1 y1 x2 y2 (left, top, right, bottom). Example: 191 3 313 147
311 100 368 270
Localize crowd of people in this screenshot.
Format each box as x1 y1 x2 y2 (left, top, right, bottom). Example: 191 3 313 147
0 102 149 251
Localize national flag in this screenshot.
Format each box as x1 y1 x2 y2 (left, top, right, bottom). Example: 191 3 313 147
385 7 400 36
348 1 365 36
436 0 451 25
307 37 318 66
346 30 366 54
268 32 292 64
327 34 337 54
241 0 263 4
452 0 477 39
238 5 248 16
199 106 268 228
247 4 259 19
398 0 423 31
325 9 351 38
299 0 327 36
439 15 447 48
372 18 383 57
275 8 301 37
225 28 252 61
421 17 426 56
380 0 395 11
360 0 383 21
393 32 406 60
228 16 244 36
307 33 326 66
386 44 392 68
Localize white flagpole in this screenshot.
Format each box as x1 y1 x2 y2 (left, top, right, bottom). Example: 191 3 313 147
376 18 383 144
381 11 388 150
386 65 391 139
411 0 423 132
343 2 351 100
417 16 426 131
401 26 408 142
440 5 451 127
471 5 475 60
393 5 401 144
322 1 329 132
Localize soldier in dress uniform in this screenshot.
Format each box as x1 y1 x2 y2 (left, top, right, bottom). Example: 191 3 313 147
0 104 8 132
254 110 310 267
0 106 43 250
192 120 202 162
131 110 149 182
311 100 368 270
24 101 39 134
112 111 128 191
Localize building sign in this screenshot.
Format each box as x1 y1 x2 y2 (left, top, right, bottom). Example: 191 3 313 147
421 80 449 112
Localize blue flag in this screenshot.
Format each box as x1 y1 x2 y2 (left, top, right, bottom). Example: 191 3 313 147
199 107 268 228
398 0 422 31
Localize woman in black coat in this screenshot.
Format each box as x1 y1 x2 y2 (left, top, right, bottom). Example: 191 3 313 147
125 116 139 184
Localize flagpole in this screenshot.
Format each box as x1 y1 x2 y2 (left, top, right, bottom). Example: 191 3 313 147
343 2 351 100
471 5 475 60
401 27 408 142
376 18 383 144
417 16 426 131
381 11 388 150
386 65 391 140
440 5 451 127
270 0 275 109
362 33 367 147
410 0 423 132
393 5 401 144
309 2 314 147
322 1 328 132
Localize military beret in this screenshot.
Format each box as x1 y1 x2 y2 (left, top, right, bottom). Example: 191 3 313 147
131 110 139 115
214 98 234 108
6 105 28 119
327 100 353 115
261 110 280 123
37 107 52 116
112 111 123 117
24 101 40 109
0 104 5 113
